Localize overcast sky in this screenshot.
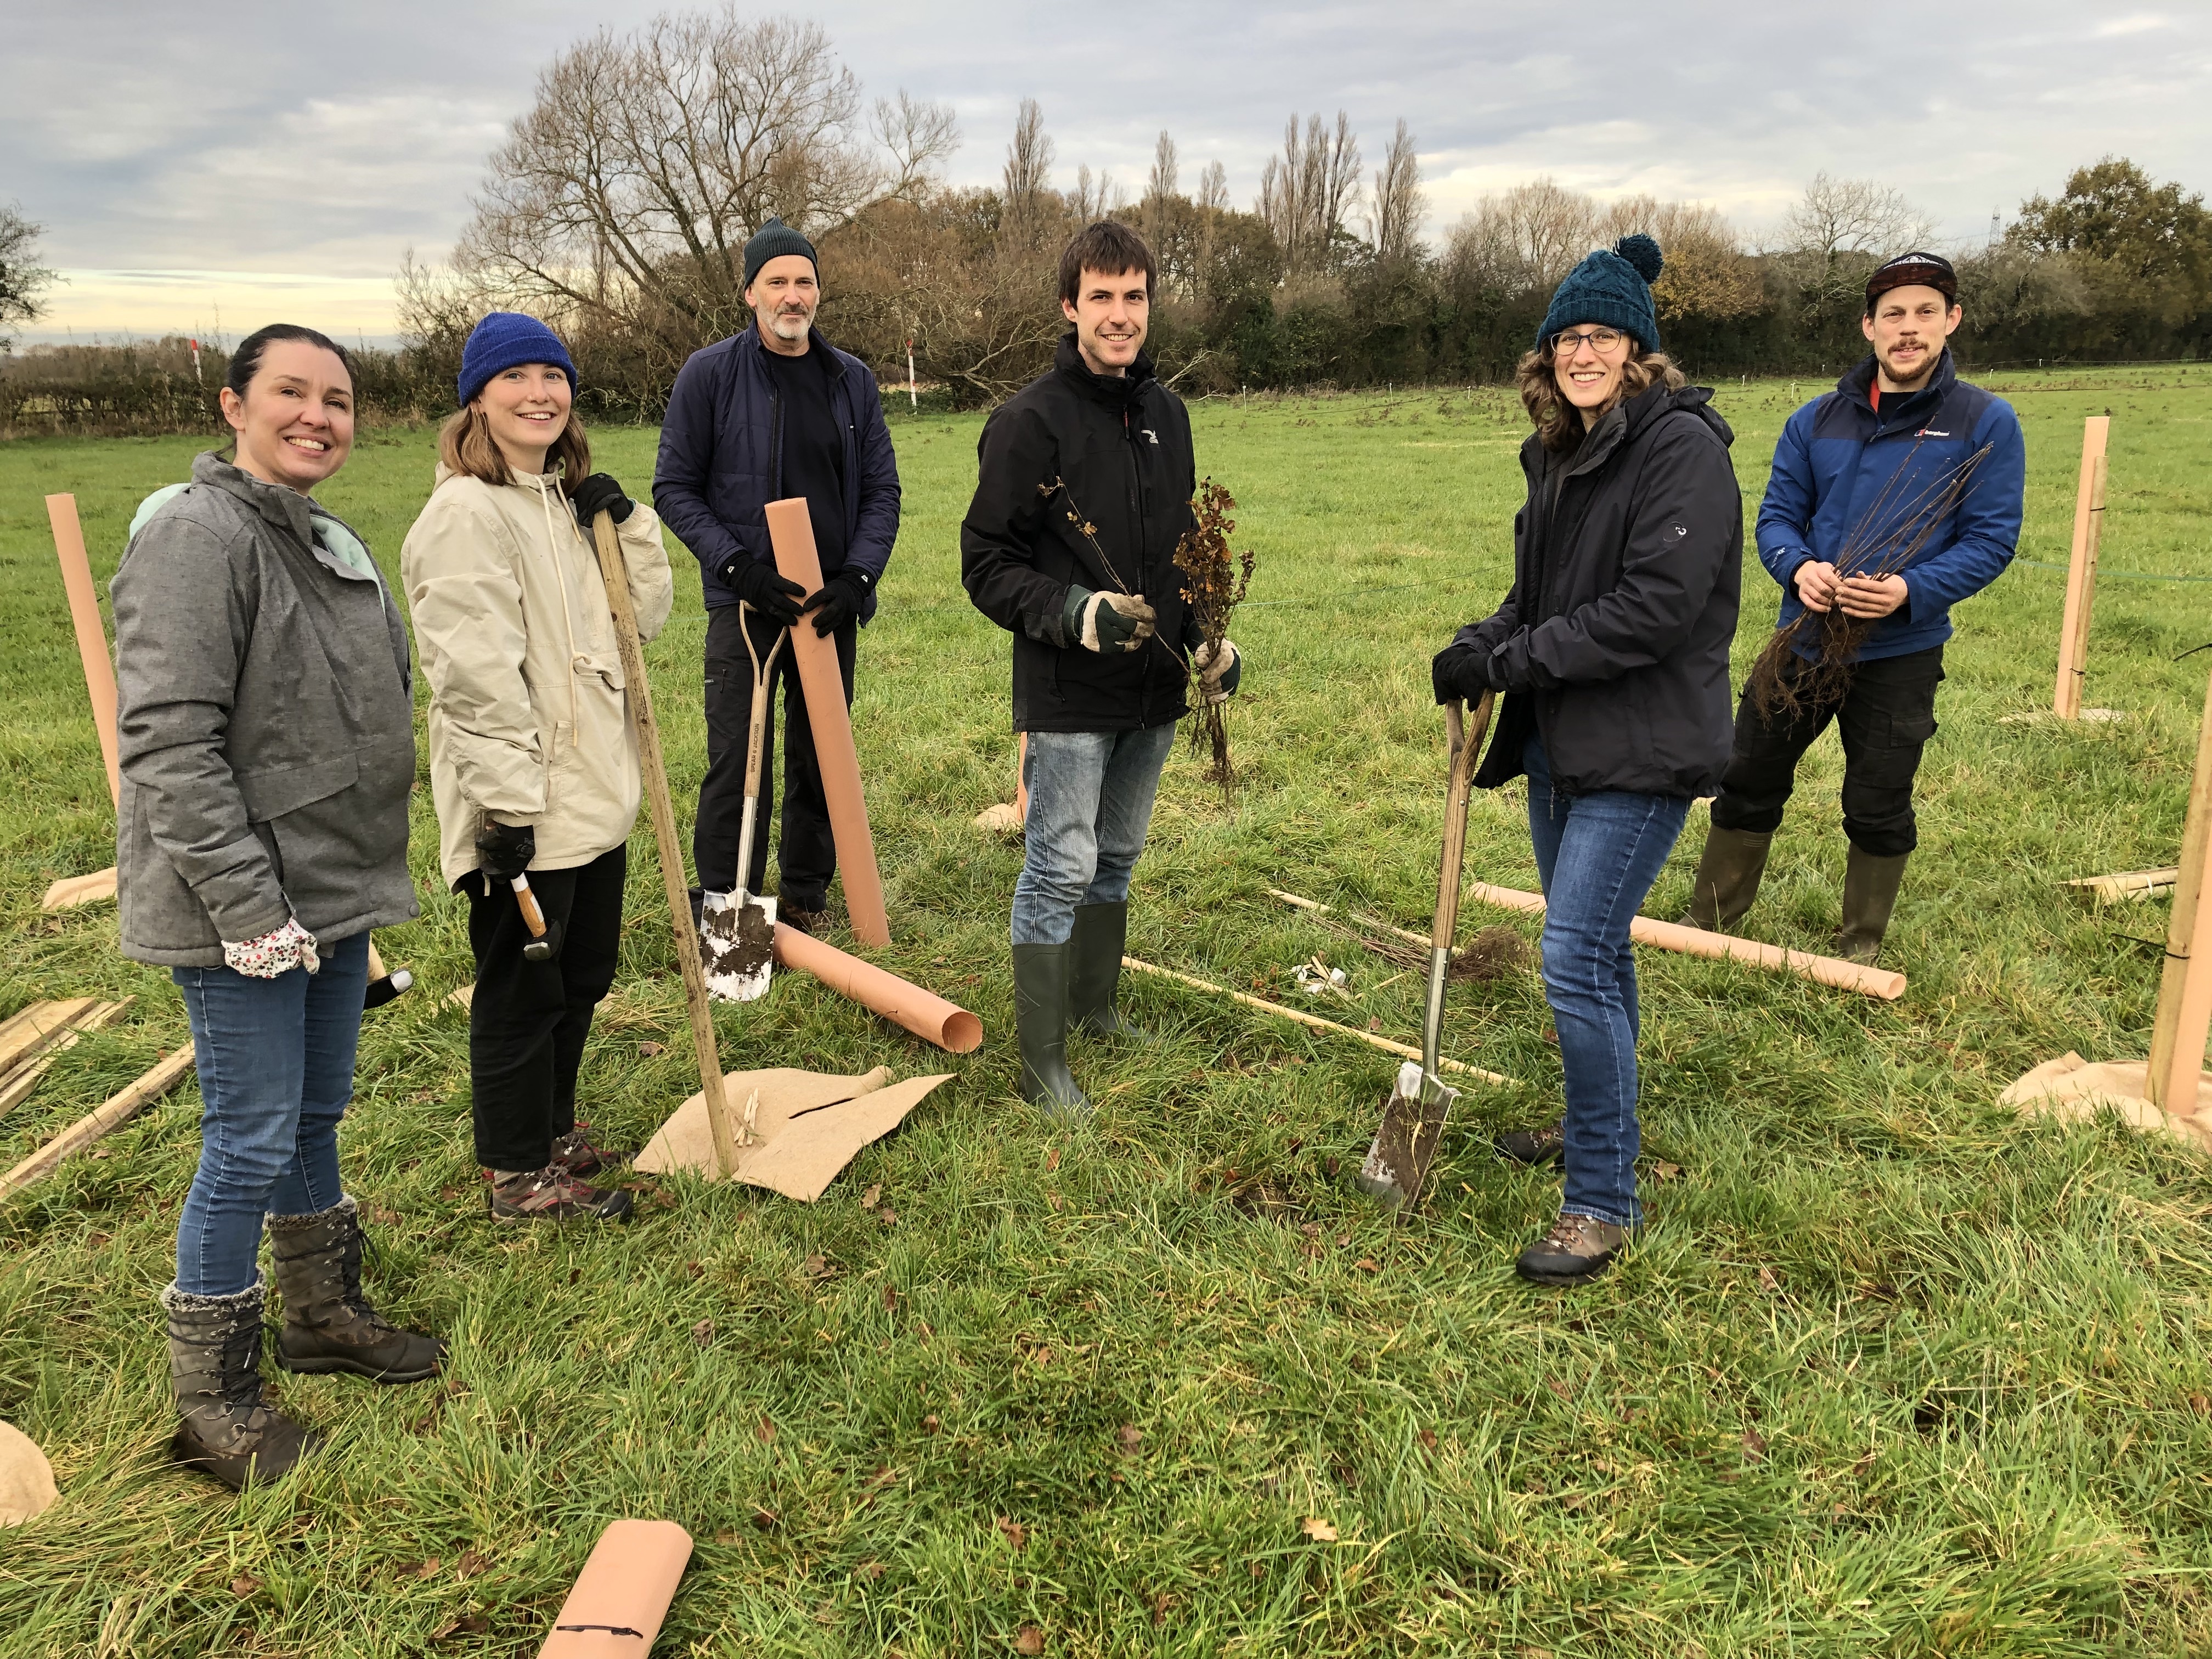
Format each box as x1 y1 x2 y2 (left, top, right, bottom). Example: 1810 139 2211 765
6 0 2209 345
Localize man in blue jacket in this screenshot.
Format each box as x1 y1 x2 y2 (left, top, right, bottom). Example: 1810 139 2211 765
1681 252 2024 963
654 218 900 939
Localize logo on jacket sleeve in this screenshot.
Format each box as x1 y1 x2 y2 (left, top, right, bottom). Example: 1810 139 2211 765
1139 428 1159 444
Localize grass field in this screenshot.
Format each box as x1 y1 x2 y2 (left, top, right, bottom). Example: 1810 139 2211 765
5 364 2212 1656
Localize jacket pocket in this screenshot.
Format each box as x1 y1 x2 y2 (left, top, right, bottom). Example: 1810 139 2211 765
234 753 359 823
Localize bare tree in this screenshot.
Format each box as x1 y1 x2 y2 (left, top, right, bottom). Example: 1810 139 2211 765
1071 165 1125 224
454 9 957 357
1144 130 1180 247
1771 172 1935 324
1446 178 1599 297
1198 160 1229 217
1259 111 1362 275
1595 195 1761 320
0 204 57 351
1002 97 1055 247
1368 119 1424 263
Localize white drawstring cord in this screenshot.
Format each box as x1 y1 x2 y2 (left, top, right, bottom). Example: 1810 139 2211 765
530 475 584 748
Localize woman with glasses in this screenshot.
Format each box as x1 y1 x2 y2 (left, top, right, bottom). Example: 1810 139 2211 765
1429 235 1742 1283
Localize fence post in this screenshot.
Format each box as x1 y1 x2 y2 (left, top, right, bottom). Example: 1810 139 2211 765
2052 415 2110 719
2147 659 2212 1112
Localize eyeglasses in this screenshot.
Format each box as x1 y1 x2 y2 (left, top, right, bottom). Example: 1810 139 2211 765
1553 328 1628 356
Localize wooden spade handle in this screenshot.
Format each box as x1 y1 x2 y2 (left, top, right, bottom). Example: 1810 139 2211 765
1429 693 1494 955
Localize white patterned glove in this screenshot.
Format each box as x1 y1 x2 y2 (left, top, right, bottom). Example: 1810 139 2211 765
1194 638 1241 705
223 917 321 979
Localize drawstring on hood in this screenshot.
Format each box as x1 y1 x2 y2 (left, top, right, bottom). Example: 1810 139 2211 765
526 473 585 749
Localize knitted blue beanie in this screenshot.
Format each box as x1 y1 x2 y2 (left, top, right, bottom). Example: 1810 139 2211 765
1535 234 1664 353
457 312 578 407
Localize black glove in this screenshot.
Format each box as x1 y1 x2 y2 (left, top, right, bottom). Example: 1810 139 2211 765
569 473 635 528
800 570 871 637
718 555 808 628
475 817 536 879
1431 642 1497 706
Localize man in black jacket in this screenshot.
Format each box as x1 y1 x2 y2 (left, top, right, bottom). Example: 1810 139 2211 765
653 217 901 941
961 222 1241 1121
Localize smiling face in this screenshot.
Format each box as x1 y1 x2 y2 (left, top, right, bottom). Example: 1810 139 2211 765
470 363 573 477
1862 284 1961 391
1061 266 1149 377
218 340 354 493
745 254 820 355
1549 324 1634 423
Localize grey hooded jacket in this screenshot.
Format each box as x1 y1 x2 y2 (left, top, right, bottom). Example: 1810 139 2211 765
111 452 420 967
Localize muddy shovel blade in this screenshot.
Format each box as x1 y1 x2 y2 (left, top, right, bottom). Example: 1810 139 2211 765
1356 1060 1460 1211
701 889 777 1003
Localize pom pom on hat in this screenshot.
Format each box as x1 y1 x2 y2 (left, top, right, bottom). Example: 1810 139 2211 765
1613 233 1664 285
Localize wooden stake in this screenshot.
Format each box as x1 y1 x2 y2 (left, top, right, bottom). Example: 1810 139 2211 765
2148 661 2212 1111
1120 955 1511 1086
46 494 122 809
588 512 738 1180
2052 416 2111 720
0 1046 196 1202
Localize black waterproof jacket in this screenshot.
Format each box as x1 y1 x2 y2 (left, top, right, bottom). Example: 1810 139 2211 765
1457 382 1742 797
960 335 1198 733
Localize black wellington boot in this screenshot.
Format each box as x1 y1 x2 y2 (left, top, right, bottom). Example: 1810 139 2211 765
1833 847 1910 965
1012 942 1091 1124
1068 901 1153 1042
162 1280 322 1492
1680 827 1774 932
267 1197 444 1383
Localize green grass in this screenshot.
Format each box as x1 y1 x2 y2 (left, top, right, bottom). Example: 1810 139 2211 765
5 365 2212 1655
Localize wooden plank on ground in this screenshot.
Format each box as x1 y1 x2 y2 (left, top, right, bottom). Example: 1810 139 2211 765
41 867 118 911
0 1046 196 1202
2062 867 2180 905
0 1001 131 1120
0 1000 98 1078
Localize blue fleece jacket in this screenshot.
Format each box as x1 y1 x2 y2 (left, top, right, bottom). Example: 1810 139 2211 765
652 325 900 618
1757 349 2025 661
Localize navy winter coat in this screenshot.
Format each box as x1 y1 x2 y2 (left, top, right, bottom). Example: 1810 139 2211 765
1758 350 2024 661
652 325 901 619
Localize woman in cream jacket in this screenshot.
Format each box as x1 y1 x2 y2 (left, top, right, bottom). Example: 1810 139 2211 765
403 313 673 1223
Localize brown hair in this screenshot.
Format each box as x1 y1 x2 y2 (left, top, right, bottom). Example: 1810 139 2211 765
1515 343 1686 452
1058 221 1156 305
437 403 592 492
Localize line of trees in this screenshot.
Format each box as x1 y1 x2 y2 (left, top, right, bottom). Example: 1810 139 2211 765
4 8 2209 435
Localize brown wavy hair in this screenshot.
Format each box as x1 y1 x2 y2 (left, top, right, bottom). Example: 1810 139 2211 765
437 404 592 491
1516 342 1686 452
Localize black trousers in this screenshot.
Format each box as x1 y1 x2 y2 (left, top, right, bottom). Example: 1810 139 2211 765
693 603 857 909
465 844 625 1172
1708 645 1944 858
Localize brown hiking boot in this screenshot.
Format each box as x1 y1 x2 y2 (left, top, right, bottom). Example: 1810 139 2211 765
550 1124 633 1180
1494 1122 1566 1166
780 905 827 936
267 1197 444 1383
162 1280 322 1492
485 1166 634 1223
1516 1213 1634 1284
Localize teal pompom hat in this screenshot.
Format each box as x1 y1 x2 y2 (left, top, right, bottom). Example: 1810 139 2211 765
1536 233 1664 353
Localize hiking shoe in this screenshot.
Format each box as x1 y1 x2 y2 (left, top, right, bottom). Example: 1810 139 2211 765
267 1196 444 1383
781 905 827 936
1516 1213 1633 1284
550 1124 633 1180
1494 1122 1566 1166
486 1166 634 1223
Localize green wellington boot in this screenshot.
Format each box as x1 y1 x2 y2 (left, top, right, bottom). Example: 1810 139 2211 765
1068 901 1153 1042
1012 942 1092 1124
1833 847 1910 965
1680 827 1774 932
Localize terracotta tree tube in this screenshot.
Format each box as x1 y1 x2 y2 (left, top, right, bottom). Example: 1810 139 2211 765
538 1519 693 1658
764 499 890 946
47 495 121 810
773 923 982 1053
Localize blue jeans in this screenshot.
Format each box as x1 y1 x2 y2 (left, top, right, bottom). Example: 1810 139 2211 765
1011 725 1178 945
171 930 370 1295
1523 738 1689 1229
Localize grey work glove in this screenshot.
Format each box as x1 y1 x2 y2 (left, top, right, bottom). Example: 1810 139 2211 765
1193 638 1240 705
1062 584 1156 653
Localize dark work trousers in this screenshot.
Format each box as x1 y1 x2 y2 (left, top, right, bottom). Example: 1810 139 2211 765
1708 644 1945 857
693 602 857 910
465 844 626 1172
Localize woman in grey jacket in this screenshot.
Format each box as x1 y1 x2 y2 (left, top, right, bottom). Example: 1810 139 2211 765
114 324 441 1491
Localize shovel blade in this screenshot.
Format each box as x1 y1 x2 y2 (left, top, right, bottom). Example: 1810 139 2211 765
1355 1060 1459 1211
701 890 777 1003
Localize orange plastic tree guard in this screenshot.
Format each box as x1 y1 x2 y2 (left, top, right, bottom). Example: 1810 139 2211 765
538 1519 693 1658
47 494 121 809
764 498 890 946
2052 415 2111 719
772 923 982 1052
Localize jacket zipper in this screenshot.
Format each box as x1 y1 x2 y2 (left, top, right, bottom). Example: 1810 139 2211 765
1123 407 1158 710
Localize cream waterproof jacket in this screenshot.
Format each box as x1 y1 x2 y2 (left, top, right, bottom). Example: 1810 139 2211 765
403 464 675 887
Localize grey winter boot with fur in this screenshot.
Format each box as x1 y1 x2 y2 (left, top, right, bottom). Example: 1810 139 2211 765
267 1196 444 1383
162 1279 321 1491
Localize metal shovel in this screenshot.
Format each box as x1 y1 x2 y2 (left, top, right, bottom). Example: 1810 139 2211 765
1356 691 1495 1210
701 601 785 1003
